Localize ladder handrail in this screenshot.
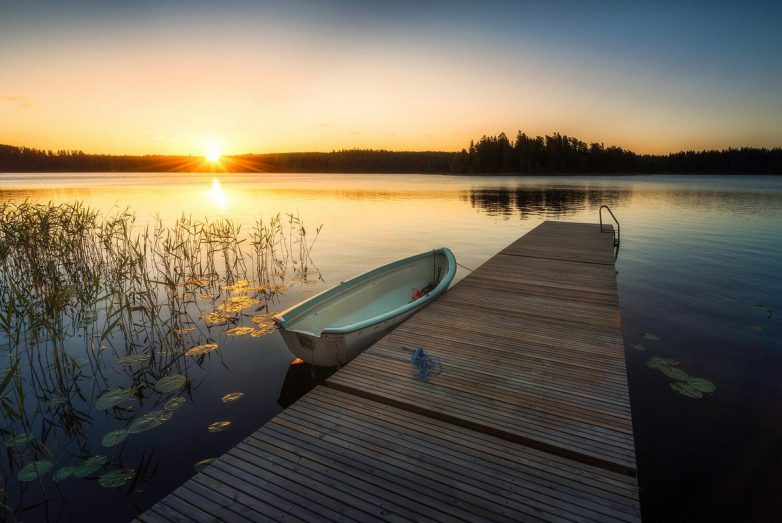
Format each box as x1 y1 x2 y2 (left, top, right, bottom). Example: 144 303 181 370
599 205 620 258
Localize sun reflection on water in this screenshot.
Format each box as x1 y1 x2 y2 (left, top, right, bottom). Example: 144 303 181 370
209 178 228 208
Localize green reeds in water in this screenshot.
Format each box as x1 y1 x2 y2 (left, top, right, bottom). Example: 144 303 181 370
0 201 321 517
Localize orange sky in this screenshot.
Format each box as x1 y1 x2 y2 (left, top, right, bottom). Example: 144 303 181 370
2 2 781 156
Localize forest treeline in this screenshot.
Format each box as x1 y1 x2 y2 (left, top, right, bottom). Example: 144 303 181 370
2 132 781 174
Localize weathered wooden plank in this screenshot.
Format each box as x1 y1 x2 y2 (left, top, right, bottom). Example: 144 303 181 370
328 220 636 475
136 221 640 522
295 390 640 521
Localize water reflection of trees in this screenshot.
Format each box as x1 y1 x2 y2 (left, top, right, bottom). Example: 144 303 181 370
0 201 320 520
468 186 631 218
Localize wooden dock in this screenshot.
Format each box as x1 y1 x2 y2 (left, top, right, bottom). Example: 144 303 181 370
138 221 640 522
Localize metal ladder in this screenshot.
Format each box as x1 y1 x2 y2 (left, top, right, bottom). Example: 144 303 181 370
599 205 620 260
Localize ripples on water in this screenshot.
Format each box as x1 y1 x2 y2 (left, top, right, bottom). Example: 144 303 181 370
0 173 780 521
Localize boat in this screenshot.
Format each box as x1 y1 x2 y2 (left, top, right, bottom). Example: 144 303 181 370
273 248 456 366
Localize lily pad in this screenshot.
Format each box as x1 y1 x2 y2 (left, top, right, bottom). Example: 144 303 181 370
53 466 76 481
207 421 231 432
154 375 187 393
226 326 255 336
223 279 251 292
250 323 276 337
18 460 53 481
5 433 33 448
217 295 259 313
202 311 231 325
221 392 245 403
640 332 660 341
95 388 136 410
73 455 107 478
687 377 716 393
670 382 703 399
101 429 129 447
118 354 150 365
99 468 135 488
646 357 671 370
660 366 689 381
164 396 186 411
194 458 215 473
648 356 678 366
129 409 171 433
185 343 218 357
630 342 646 352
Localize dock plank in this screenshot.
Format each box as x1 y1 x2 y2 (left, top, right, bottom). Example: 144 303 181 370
328 221 635 475
136 221 640 522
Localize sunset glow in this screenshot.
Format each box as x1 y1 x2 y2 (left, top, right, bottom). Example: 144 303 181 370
1 2 781 155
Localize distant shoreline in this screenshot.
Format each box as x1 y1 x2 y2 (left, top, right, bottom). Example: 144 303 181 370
3 131 781 175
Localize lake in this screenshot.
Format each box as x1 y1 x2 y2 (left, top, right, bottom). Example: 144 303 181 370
1 172 780 521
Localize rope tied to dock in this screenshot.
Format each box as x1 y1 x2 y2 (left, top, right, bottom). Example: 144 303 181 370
409 347 443 379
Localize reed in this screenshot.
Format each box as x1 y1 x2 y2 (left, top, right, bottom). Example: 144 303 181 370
0 200 321 518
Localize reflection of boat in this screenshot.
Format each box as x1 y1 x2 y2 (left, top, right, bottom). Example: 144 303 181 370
277 361 336 408
274 248 456 366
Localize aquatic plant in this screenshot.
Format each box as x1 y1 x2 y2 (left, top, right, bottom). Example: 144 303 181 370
646 355 717 399
99 468 136 488
221 392 244 403
207 421 231 432
0 201 322 519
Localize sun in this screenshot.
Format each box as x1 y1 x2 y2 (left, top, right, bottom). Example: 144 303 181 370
206 150 220 162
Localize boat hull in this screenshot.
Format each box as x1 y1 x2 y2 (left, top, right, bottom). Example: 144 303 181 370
274 248 456 366
278 304 425 366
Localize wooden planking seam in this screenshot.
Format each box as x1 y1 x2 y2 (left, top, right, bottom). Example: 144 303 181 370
265 416 549 522
369 336 631 392
332 353 634 428
326 380 636 476
254 423 505 522
214 449 398 522
390 317 628 369
337 351 633 420
200 457 358 522
326 371 636 459
335 350 633 422
370 333 630 390
171 482 258 523
376 327 631 380
303 392 633 520
155 493 220 523
293 392 640 521
302 389 639 506
308 388 638 500
278 405 624 522
410 302 626 345
246 424 497 521
233 438 458 523
405 302 626 346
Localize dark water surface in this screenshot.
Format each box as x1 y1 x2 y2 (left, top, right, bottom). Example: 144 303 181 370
0 173 780 521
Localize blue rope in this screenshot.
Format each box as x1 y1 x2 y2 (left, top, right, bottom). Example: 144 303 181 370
409 347 443 379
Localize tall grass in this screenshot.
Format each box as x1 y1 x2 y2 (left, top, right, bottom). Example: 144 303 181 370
0 200 321 518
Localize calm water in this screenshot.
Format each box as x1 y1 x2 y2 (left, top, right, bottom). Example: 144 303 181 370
1 173 781 521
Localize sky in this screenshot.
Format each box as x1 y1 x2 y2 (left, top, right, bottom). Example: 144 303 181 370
1 0 781 156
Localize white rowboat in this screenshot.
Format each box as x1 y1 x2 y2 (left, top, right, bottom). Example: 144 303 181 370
273 248 456 366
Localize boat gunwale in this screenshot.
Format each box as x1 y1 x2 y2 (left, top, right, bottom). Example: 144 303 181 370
273 247 456 337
